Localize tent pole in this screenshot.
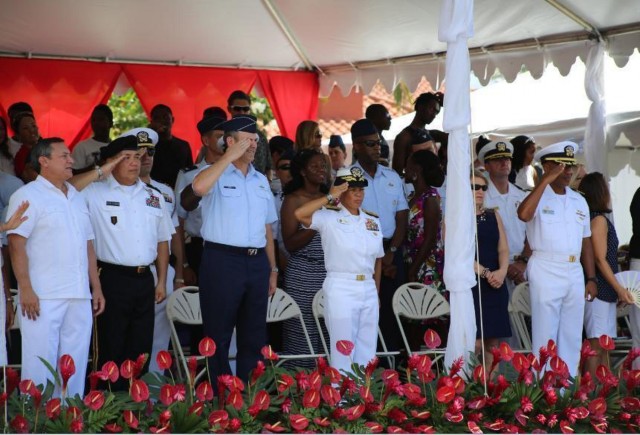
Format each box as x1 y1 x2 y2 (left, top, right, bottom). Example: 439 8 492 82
543 0 603 41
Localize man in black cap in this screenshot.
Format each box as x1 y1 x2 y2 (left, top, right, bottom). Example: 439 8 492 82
149 104 193 188
350 119 408 357
393 92 446 176
192 115 278 383
81 135 172 389
365 104 392 166
327 135 347 178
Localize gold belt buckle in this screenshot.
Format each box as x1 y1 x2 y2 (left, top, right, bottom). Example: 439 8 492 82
356 274 365 281
568 255 576 263
136 266 146 273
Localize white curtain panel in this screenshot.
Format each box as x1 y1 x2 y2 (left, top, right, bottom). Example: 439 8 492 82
584 41 608 175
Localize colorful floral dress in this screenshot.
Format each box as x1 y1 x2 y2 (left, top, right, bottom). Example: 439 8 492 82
404 187 445 292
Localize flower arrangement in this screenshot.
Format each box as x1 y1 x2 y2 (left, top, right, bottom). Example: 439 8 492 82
1 331 638 433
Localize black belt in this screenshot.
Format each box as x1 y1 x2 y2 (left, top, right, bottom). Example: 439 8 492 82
204 242 264 256
98 260 151 275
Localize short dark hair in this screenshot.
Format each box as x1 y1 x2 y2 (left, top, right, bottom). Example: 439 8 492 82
475 135 491 156
150 104 172 118
409 149 445 187
30 137 64 173
10 111 35 134
365 104 387 119
227 90 251 106
92 104 113 121
202 106 227 120
8 102 33 120
579 172 611 213
414 92 443 110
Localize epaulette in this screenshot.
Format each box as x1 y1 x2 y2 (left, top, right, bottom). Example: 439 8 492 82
181 165 198 173
485 207 498 212
325 205 341 211
363 209 379 218
145 183 163 195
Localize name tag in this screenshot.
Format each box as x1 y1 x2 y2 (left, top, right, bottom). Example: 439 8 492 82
542 207 555 215
106 201 120 207
223 185 237 190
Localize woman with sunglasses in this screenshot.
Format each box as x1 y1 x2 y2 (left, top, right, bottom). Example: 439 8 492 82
280 149 330 367
471 170 511 375
295 167 384 375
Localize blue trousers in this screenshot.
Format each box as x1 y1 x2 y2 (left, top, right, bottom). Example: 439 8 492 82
199 245 269 382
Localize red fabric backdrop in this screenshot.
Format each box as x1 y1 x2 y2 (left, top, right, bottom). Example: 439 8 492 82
0 57 319 158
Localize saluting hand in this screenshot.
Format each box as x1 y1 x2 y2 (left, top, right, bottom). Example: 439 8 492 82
98 153 127 178
541 162 566 185
329 182 348 199
1 201 29 232
225 137 253 161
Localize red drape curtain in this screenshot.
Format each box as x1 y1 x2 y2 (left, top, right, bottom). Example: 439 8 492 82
258 70 319 139
0 58 121 147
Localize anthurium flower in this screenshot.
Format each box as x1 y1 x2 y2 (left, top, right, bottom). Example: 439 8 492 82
124 410 138 429
120 360 135 379
100 361 119 383
18 379 37 395
195 381 213 401
199 337 217 357
83 390 105 411
302 388 320 408
208 410 229 429
499 342 514 361
45 398 61 419
226 389 244 410
104 423 123 433
467 421 482 434
130 379 150 402
156 350 173 371
423 329 441 349
314 417 331 427
345 404 365 421
58 354 76 392
308 370 322 389
436 385 455 403
359 385 374 403
261 345 279 361
252 389 270 411
263 422 286 433
336 340 354 356
598 334 615 351
159 384 174 406
10 415 28 433
189 402 204 416
320 384 341 406
277 374 294 393
250 360 265 384
589 397 607 417
289 414 309 431
364 422 384 433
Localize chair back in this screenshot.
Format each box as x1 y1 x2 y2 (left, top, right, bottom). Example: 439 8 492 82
166 286 202 325
267 288 303 323
392 282 450 320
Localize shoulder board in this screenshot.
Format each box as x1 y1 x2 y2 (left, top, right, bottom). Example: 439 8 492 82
181 165 198 173
511 183 526 192
363 209 379 218
485 207 498 212
325 205 341 211
145 183 163 195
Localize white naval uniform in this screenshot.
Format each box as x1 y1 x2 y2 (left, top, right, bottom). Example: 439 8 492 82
7 176 94 397
525 185 590 376
484 179 528 347
148 179 178 374
310 205 385 374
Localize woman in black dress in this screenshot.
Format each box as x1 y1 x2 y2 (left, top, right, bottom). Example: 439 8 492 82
471 170 511 374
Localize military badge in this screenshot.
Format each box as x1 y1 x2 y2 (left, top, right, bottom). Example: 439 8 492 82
111 216 118 225
146 194 161 209
564 145 574 157
497 142 507 152
161 193 173 204
365 218 380 231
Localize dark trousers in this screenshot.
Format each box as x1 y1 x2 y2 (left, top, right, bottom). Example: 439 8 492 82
199 245 269 383
185 236 204 278
379 249 406 353
97 267 155 390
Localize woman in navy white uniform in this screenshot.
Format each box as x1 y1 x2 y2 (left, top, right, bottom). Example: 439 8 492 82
295 167 384 374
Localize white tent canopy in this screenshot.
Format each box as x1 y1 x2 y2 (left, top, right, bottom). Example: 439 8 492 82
1 0 639 95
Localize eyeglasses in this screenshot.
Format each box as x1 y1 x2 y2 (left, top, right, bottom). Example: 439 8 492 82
231 105 251 113
277 164 290 171
472 184 488 191
359 139 382 148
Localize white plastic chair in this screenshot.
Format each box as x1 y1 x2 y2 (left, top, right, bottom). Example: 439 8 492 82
507 282 532 352
392 282 450 358
165 286 209 384
311 289 397 367
267 288 324 365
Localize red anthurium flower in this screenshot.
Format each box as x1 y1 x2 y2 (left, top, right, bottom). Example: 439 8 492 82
251 360 265 384
263 422 286 433
436 385 455 403
467 421 483 433
467 397 486 410
550 356 569 376
411 410 431 420
512 353 530 372
277 374 295 393
515 408 528 426
387 426 405 434
326 366 342 384
547 339 557 356
302 388 320 408
314 417 331 428
58 354 76 391
499 342 514 361
320 384 341 407
208 410 229 429
18 379 37 395
45 398 61 419
252 389 270 411
123 410 138 429
424 329 442 349
416 424 436 434
83 390 105 411
473 365 485 383
589 397 607 417
345 404 366 421
445 412 463 423
621 396 640 411
261 345 279 361
189 401 204 416
289 414 309 431
156 350 173 371
70 418 83 433
451 375 466 394
359 385 374 403
484 419 505 431
120 360 134 379
598 334 615 351
382 369 400 386
573 407 589 419
130 379 150 402
226 389 244 410
159 410 171 426
159 384 174 406
104 423 123 433
364 422 384 433
591 420 608 434
5 368 19 396
336 340 355 356
198 337 216 357
67 406 81 420
308 370 322 389
195 381 213 401
134 354 147 378
101 361 119 383
10 415 29 434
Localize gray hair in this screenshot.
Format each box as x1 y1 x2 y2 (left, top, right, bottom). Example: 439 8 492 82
30 137 64 173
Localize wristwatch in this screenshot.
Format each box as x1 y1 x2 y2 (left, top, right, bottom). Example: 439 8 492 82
326 193 334 204
515 254 529 264
389 246 398 253
271 267 279 273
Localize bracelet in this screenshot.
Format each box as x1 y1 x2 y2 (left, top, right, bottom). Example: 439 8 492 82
480 268 489 279
174 278 185 284
96 166 104 180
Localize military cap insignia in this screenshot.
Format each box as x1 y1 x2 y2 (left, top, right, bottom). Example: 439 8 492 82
351 167 364 178
136 130 153 146
564 145 574 157
496 142 507 152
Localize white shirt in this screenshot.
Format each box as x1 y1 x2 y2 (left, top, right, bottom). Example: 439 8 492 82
71 137 108 170
150 179 179 229
311 206 385 275
352 162 409 239
200 163 277 247
525 185 591 255
174 161 207 237
7 176 93 299
485 179 528 260
82 176 173 266
515 165 536 191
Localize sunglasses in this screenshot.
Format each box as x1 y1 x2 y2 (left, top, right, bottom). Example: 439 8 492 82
141 146 156 157
231 105 251 113
359 139 382 148
472 184 488 191
277 164 291 171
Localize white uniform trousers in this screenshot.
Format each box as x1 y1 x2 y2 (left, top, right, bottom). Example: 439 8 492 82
20 299 92 397
504 277 522 350
323 275 379 375
528 255 585 377
0 279 7 366
630 259 640 370
148 264 175 374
